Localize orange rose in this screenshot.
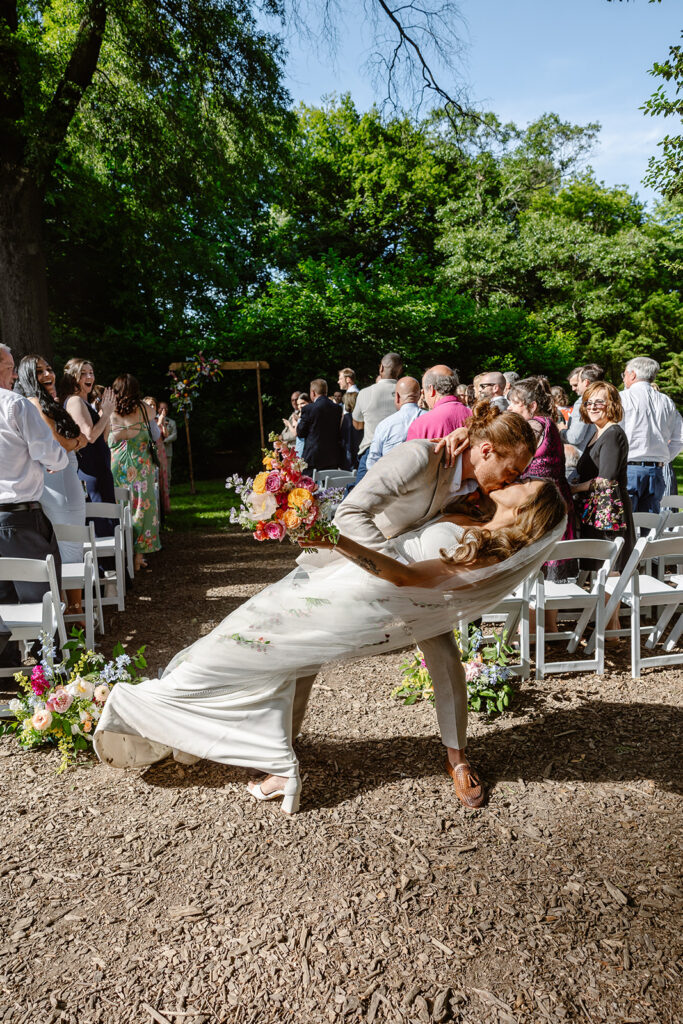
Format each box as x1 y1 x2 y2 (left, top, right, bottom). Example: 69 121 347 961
283 508 300 529
288 487 314 510
252 472 269 494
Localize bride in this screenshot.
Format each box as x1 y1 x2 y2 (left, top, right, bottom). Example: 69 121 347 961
95 475 565 812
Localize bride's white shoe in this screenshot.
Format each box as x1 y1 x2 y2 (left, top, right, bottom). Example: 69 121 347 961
248 775 301 814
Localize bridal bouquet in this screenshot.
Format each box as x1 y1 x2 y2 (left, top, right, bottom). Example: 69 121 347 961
227 434 341 546
0 632 147 771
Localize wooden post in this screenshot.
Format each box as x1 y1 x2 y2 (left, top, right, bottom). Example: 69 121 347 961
255 364 265 449
184 411 196 495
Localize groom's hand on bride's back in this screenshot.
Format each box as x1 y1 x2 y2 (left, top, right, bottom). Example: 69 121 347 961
432 427 470 467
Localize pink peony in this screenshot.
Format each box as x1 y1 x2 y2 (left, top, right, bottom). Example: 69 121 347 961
264 521 286 541
46 687 73 714
31 708 53 732
30 665 50 696
464 661 483 682
303 506 319 528
299 476 317 492
265 470 282 493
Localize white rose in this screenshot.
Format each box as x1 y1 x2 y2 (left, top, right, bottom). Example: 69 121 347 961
71 723 80 735
8 699 22 712
246 491 277 519
67 676 94 700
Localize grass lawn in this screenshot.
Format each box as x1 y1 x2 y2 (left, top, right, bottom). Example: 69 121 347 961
674 454 683 491
166 478 237 531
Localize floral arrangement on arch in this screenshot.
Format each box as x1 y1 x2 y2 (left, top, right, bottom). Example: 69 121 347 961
0 632 147 771
168 352 223 414
227 434 342 545
394 626 516 716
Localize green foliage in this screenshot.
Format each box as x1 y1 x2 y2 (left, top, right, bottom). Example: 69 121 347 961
642 32 683 199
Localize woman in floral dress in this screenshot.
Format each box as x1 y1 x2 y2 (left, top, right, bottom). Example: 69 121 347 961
108 374 161 569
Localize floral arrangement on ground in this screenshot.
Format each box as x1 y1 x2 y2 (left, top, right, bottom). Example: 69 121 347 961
0 632 147 771
394 627 516 716
226 434 342 546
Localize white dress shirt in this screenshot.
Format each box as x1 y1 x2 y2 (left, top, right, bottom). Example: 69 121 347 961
619 381 683 463
0 389 69 503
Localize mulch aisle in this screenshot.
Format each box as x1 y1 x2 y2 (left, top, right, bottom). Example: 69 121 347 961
1 524 681 1024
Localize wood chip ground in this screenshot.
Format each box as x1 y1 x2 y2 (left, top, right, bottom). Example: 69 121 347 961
1 524 681 1023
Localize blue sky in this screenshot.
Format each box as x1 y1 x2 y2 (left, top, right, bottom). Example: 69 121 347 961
275 0 681 206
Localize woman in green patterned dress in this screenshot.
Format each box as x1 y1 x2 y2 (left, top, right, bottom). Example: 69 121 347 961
108 374 161 570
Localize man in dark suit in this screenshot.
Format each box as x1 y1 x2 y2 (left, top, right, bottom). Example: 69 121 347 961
296 378 343 471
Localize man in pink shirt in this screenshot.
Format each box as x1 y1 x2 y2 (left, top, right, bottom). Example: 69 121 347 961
406 364 471 441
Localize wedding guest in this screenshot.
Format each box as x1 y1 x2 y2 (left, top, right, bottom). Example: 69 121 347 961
551 386 572 425
296 379 342 472
294 394 310 458
143 396 170 514
340 391 361 471
466 384 476 407
157 402 177 485
60 358 117 540
477 371 508 411
281 392 302 444
620 357 683 513
455 384 469 404
332 391 344 405
407 365 471 441
507 377 576 630
366 377 422 469
337 367 359 396
572 382 635 630
0 345 67 611
503 371 519 397
561 364 604 454
108 374 161 571
351 353 403 487
14 356 87 620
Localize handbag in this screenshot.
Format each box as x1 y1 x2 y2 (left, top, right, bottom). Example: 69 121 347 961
141 404 160 468
576 477 626 532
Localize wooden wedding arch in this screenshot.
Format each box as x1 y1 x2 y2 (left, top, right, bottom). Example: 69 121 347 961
168 360 269 494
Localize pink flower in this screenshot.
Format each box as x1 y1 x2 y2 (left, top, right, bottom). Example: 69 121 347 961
253 527 268 541
303 506 319 527
464 661 483 682
30 666 50 696
31 708 53 732
299 476 317 492
46 687 73 714
264 521 286 541
265 471 282 493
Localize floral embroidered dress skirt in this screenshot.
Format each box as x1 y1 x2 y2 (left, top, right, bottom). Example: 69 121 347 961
109 433 161 554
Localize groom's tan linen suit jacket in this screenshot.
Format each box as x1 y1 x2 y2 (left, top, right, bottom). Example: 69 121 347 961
333 439 475 553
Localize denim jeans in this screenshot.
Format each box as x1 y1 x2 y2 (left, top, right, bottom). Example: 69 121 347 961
626 464 666 514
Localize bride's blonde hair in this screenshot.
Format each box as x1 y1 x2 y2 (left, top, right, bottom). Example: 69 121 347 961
442 479 566 566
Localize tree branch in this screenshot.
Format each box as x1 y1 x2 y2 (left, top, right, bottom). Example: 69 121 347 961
32 0 107 189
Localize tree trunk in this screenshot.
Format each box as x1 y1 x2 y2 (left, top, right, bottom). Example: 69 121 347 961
0 170 51 361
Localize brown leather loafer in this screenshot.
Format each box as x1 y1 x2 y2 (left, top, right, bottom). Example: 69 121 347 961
445 758 485 808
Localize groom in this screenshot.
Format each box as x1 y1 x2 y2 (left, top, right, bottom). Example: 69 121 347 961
293 414 536 807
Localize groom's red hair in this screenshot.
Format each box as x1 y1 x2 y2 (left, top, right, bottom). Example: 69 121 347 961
467 401 536 458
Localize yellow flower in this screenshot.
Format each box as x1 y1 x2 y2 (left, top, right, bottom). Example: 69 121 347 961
262 457 274 469
252 472 269 494
288 488 313 510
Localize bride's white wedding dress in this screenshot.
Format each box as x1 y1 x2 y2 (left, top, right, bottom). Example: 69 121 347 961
94 519 563 805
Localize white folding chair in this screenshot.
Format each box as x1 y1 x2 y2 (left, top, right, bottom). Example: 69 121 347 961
0 555 66 677
114 486 135 580
591 534 683 677
83 502 126 612
53 522 104 650
661 495 683 511
317 470 357 490
463 575 533 680
537 537 623 678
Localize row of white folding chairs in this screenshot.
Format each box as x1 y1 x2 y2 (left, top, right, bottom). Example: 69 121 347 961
311 469 357 491
0 555 66 677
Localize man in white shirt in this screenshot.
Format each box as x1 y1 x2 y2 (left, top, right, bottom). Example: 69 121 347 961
0 344 68 603
350 352 403 487
620 356 683 513
365 377 422 469
337 367 359 395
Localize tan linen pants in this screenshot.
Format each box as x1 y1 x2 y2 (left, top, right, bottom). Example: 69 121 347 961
291 630 468 751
